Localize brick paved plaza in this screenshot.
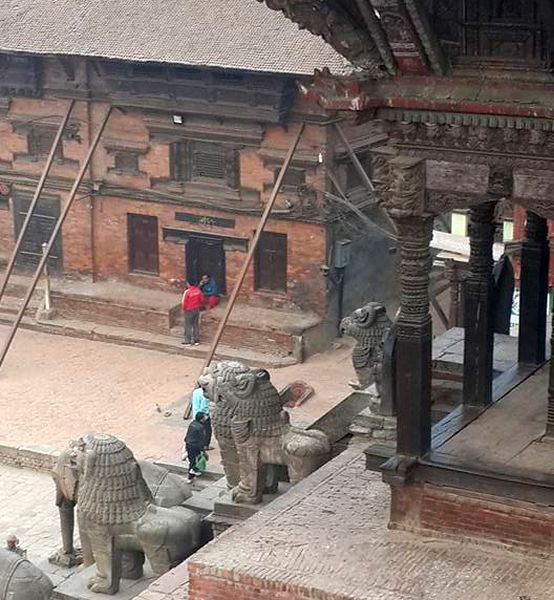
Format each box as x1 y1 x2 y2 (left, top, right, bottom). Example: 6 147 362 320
0 464 71 585
0 325 353 461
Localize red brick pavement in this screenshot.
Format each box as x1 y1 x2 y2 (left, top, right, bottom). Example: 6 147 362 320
0 325 354 461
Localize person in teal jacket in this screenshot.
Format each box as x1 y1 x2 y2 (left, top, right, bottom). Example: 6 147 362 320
199 274 219 309
191 384 212 449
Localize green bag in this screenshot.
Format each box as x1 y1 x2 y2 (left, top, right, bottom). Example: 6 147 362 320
195 451 208 473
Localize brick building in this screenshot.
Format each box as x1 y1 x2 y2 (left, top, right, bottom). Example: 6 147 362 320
0 0 398 357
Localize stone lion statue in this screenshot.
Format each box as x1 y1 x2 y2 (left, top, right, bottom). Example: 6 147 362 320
340 301 392 393
63 433 201 595
51 445 192 569
0 549 53 600
199 361 331 504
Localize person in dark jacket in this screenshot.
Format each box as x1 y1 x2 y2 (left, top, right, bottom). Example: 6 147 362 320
183 412 207 483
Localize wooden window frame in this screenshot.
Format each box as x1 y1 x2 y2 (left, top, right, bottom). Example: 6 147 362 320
26 128 64 162
171 140 239 189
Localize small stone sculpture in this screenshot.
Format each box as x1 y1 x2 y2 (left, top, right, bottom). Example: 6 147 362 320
51 445 193 569
54 433 201 595
340 301 392 393
199 361 331 504
0 548 53 600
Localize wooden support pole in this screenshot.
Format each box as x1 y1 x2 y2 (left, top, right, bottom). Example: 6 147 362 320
546 315 554 437
394 213 433 456
389 157 433 457
463 201 496 406
0 100 75 304
0 106 112 371
184 123 306 418
518 211 549 365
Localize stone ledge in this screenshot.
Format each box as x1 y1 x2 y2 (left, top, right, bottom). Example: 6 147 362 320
0 442 60 472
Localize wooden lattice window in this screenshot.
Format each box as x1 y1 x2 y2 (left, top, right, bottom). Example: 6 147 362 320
113 151 140 173
27 129 63 160
422 0 553 68
171 141 239 188
275 167 306 193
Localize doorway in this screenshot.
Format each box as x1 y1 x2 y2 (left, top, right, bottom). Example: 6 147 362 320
255 231 287 292
185 235 226 294
12 191 62 273
127 214 159 274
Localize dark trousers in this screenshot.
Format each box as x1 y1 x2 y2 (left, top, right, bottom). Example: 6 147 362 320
184 309 200 343
186 443 203 476
204 417 212 448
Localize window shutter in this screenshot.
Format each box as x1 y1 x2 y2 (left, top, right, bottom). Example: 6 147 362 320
225 148 240 189
169 142 181 180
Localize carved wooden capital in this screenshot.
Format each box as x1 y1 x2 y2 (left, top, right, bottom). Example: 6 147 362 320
393 214 433 336
385 156 427 217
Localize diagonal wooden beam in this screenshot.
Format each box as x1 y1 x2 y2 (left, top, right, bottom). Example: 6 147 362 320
0 106 113 372
0 99 75 305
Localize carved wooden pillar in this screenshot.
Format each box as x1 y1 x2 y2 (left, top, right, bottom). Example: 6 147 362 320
394 215 433 456
546 317 554 437
518 211 549 365
445 259 462 328
463 201 496 406
388 157 433 457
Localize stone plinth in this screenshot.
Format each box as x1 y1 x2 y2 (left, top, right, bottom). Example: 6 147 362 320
180 444 554 600
53 565 155 600
206 483 292 536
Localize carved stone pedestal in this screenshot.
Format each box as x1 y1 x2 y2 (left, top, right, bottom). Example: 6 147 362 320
348 387 396 444
206 484 292 537
52 565 155 600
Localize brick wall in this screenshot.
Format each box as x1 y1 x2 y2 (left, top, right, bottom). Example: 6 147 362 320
187 563 343 600
0 62 329 316
390 482 554 552
93 196 327 314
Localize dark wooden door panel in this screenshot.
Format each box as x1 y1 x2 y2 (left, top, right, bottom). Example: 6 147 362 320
185 236 226 294
255 232 287 292
128 214 159 274
12 192 62 273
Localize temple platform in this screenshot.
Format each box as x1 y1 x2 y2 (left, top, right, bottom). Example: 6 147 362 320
143 444 554 600
385 361 554 552
0 272 325 364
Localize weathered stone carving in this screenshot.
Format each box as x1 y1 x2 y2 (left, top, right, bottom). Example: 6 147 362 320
340 302 392 394
0 549 53 600
51 446 193 569
53 434 201 595
199 361 331 504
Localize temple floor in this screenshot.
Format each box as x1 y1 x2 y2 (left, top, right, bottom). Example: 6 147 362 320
435 364 553 477
186 443 554 600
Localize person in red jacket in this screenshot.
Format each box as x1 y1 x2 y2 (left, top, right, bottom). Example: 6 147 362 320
181 280 204 346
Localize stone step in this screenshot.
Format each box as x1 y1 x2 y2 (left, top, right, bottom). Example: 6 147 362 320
0 311 297 367
51 291 179 335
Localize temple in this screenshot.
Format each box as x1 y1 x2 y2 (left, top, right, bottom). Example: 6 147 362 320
253 0 554 550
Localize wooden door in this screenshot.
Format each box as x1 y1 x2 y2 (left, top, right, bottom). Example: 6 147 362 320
13 192 62 273
127 214 159 274
186 236 226 293
255 232 287 291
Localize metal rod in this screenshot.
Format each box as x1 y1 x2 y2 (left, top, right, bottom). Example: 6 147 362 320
325 167 396 240
184 122 306 418
41 242 51 312
0 106 112 371
0 100 75 304
333 122 397 235
333 122 375 194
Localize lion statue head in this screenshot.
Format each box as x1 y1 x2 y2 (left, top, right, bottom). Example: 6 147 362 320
199 361 285 439
74 433 153 526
